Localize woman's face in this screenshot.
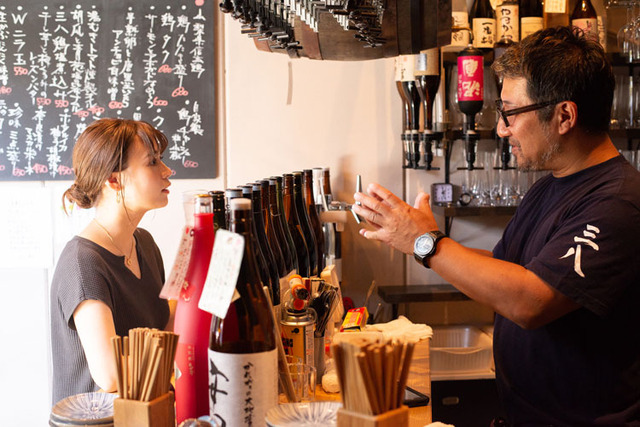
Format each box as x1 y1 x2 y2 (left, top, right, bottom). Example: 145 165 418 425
119 136 172 213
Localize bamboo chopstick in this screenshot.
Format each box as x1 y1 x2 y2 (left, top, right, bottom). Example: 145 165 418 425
110 328 179 402
333 339 416 415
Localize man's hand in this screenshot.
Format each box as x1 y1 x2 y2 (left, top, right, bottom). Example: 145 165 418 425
352 183 439 255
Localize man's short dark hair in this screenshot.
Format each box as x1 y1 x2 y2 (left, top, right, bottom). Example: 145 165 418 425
492 26 614 134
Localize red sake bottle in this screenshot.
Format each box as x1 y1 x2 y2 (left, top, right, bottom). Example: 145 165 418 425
174 193 215 423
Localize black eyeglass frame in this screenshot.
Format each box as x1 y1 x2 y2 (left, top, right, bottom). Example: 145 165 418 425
495 99 562 127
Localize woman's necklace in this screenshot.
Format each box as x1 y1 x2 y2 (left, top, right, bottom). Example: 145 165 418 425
93 218 135 267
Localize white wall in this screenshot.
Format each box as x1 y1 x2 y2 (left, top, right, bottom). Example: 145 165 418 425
0 11 502 424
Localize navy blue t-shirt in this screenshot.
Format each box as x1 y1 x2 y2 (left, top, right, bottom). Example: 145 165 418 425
493 155 640 426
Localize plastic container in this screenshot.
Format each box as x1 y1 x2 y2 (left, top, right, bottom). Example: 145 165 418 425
430 326 493 376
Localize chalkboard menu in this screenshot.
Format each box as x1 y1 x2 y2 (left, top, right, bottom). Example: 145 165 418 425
0 0 215 181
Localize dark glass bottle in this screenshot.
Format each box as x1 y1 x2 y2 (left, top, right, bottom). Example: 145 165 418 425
394 55 413 132
268 178 297 275
283 173 310 278
241 185 277 304
520 0 543 40
209 190 227 231
250 183 281 307
571 0 598 41
303 169 325 274
208 198 277 426
496 0 519 43
261 179 287 279
470 0 496 50
224 188 242 227
294 171 318 277
414 48 441 132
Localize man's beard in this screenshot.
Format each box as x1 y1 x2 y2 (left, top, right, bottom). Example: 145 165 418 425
514 128 561 171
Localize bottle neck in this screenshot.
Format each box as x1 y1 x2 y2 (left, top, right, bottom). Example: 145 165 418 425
229 208 252 236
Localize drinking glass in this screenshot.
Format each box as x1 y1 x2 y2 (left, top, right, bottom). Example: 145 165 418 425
611 74 630 129
279 363 316 403
618 2 635 62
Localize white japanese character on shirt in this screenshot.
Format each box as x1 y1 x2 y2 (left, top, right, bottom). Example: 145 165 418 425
559 224 600 278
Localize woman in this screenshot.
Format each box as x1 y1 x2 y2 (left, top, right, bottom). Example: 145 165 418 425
50 118 173 404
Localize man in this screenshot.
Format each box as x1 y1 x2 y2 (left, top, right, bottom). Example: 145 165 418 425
352 27 640 425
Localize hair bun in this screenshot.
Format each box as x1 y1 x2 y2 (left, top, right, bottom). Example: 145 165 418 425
65 183 93 209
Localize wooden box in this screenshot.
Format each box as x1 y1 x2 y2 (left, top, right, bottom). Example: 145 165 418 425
337 406 409 427
113 392 175 427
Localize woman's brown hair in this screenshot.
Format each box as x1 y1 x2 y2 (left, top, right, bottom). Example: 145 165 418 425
62 118 169 213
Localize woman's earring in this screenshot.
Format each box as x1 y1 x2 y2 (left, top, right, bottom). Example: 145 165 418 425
116 191 121 204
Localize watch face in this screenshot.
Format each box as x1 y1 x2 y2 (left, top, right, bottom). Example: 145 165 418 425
415 234 435 256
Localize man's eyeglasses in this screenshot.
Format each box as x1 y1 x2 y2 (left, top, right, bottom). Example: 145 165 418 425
495 99 562 127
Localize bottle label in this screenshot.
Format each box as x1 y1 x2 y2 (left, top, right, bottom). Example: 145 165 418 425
472 18 496 48
457 55 484 102
497 4 519 42
597 16 606 50
544 0 567 14
572 18 598 41
394 55 415 82
520 17 543 38
451 11 470 46
208 349 278 426
198 229 245 319
160 226 194 300
415 48 439 76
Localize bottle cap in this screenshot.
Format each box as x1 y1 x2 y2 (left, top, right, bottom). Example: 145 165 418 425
229 198 251 210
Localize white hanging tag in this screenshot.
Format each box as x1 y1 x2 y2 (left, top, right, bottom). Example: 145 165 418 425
198 229 245 319
160 226 194 300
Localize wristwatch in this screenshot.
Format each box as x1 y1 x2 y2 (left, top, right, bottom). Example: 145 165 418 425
413 230 446 268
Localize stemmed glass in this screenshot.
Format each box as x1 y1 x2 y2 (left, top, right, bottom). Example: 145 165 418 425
617 1 635 62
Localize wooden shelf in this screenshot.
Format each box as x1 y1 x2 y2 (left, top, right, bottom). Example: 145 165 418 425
432 205 517 217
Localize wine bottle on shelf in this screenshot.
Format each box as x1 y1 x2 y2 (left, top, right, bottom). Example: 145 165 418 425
571 0 598 42
242 185 280 306
283 173 310 278
494 35 516 61
544 0 569 28
208 198 278 426
250 183 281 309
470 0 496 50
261 180 287 279
592 0 608 49
294 171 318 277
273 175 300 275
496 0 519 42
415 48 441 169
520 0 543 40
174 194 215 423
224 188 242 227
236 187 272 292
394 55 413 132
322 167 342 283
450 0 471 47
209 190 227 231
268 177 297 298
303 169 325 274
396 55 419 168
415 48 441 133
